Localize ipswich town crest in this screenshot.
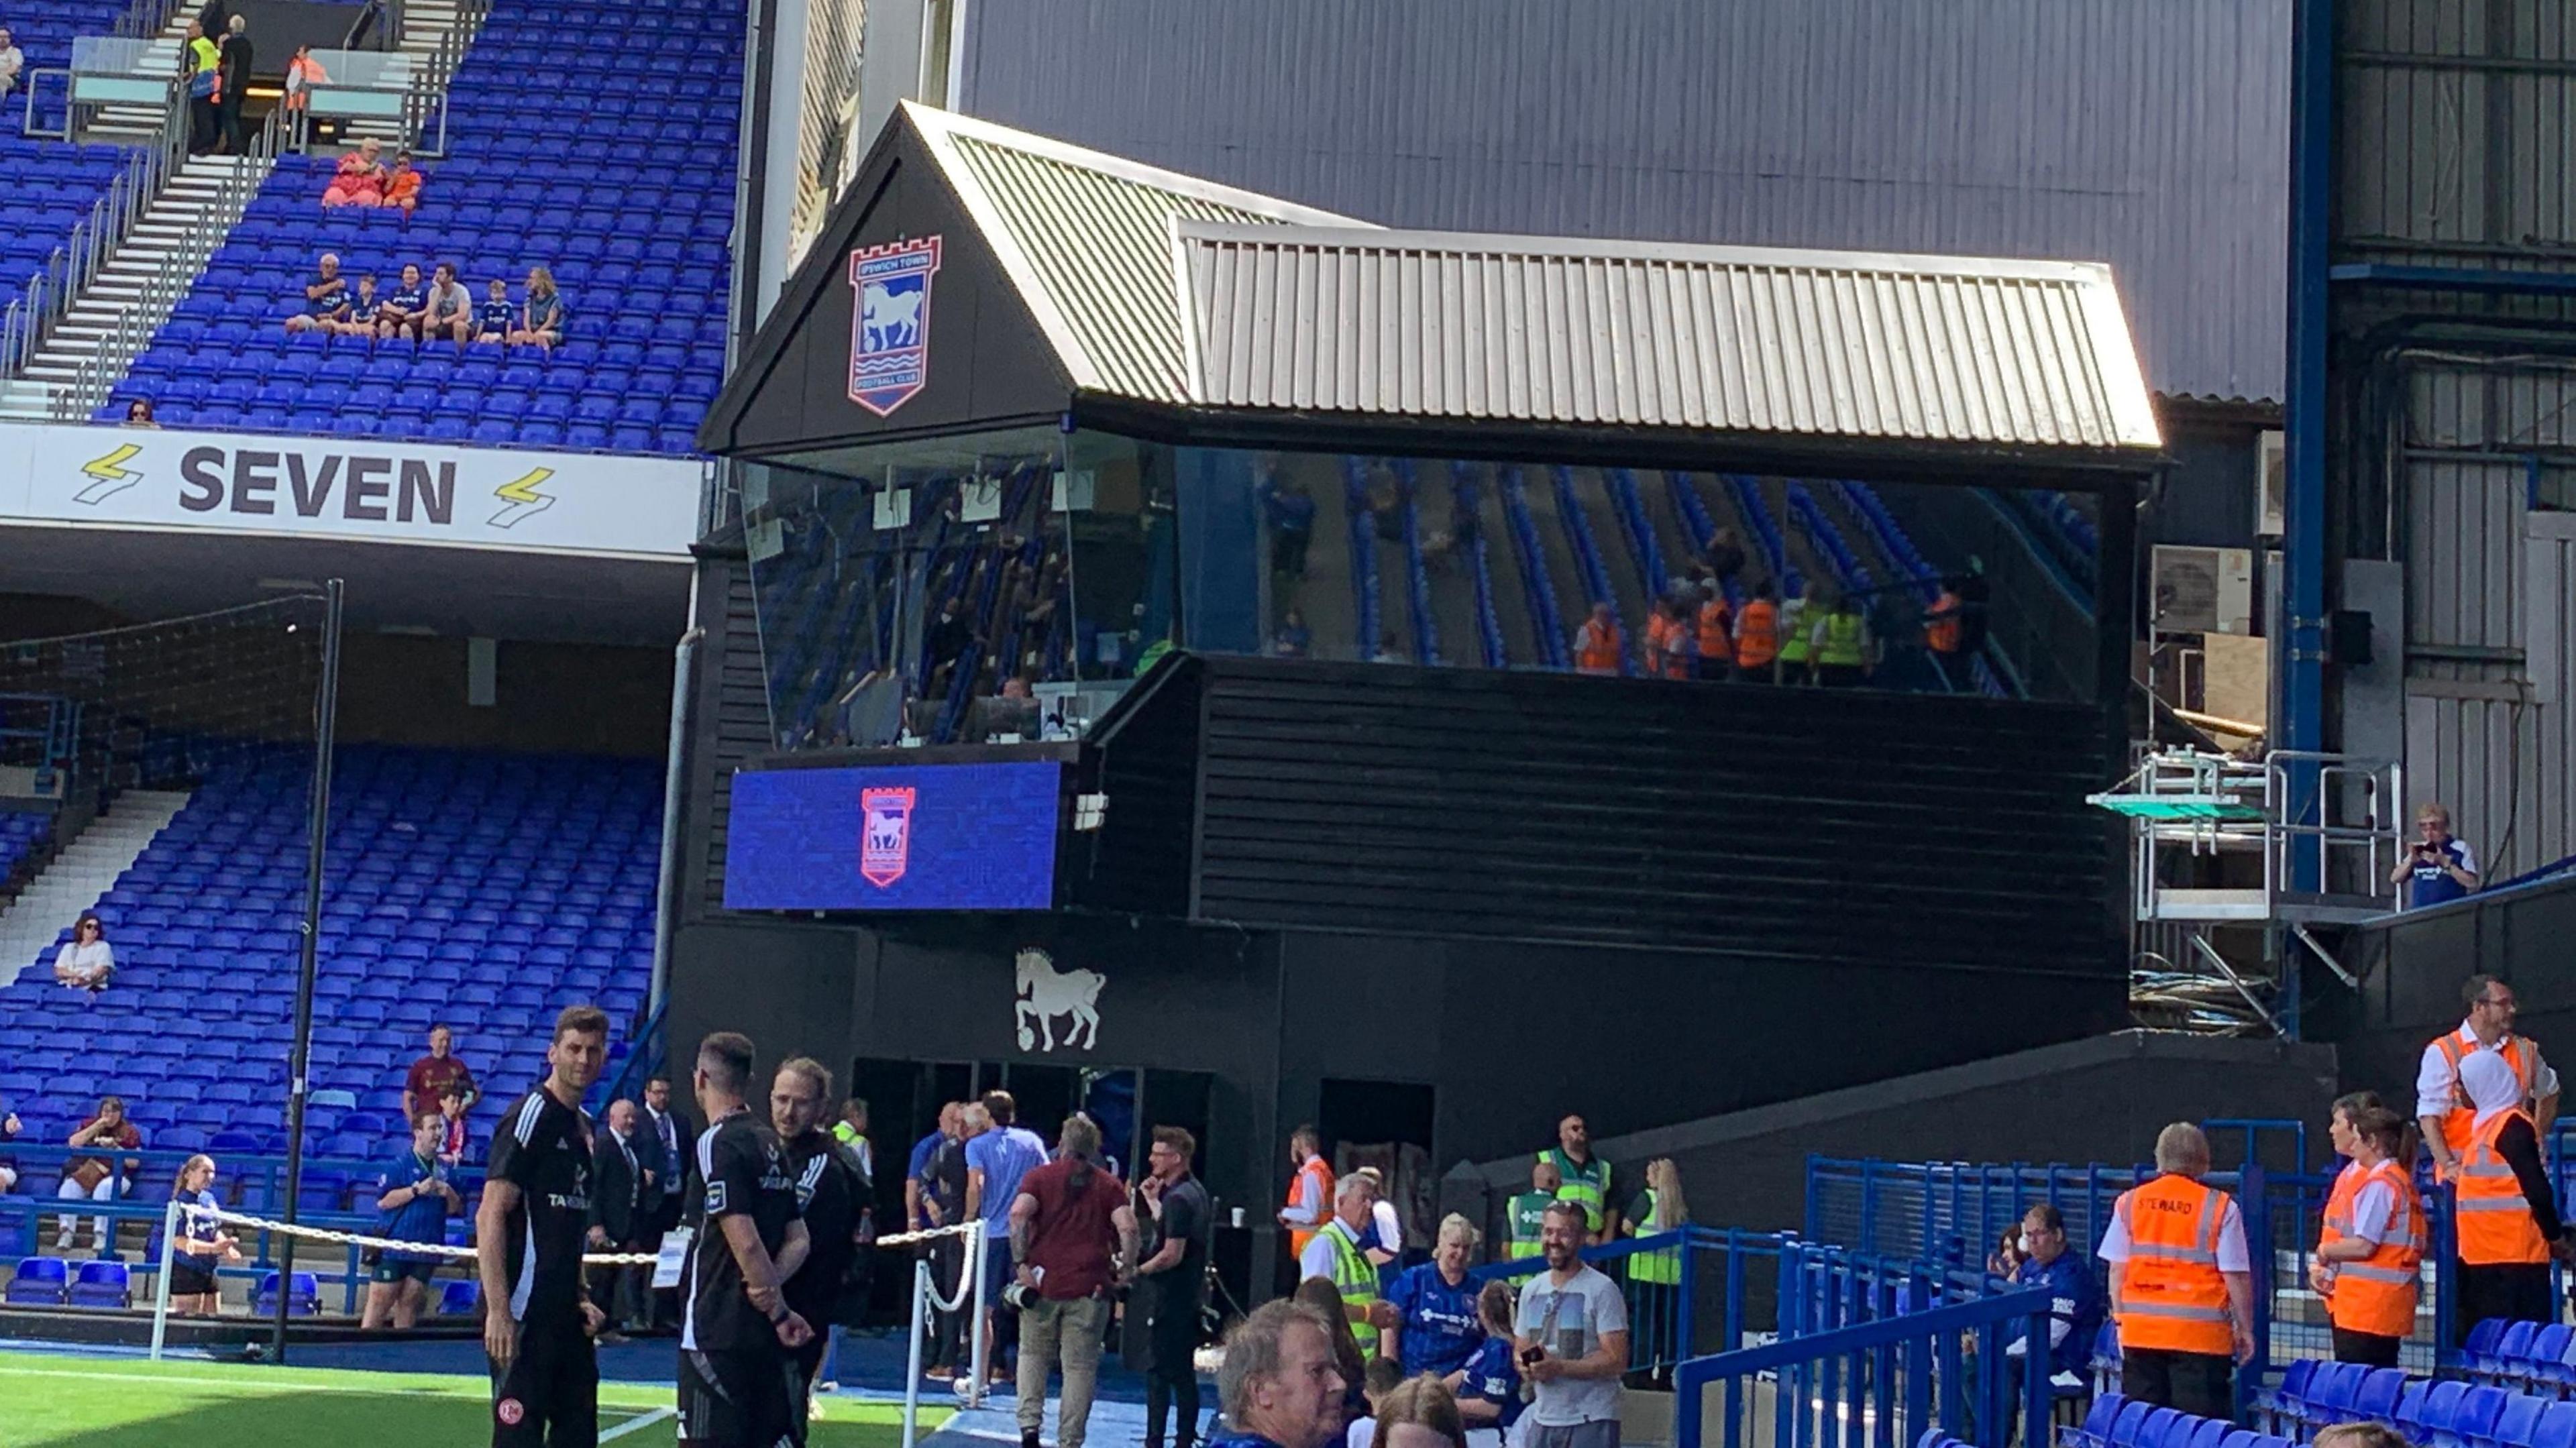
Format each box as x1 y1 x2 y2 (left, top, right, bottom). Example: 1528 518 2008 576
847 236 942 416
859 786 917 888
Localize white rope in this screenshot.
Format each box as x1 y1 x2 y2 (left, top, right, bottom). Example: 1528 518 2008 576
873 1221 983 1249
207 1207 658 1266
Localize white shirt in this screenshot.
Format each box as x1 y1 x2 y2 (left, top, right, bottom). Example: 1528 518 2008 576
2416 1024 2559 1119
54 940 112 974
1299 1217 1362 1283
1370 1198 1403 1255
2096 1185 2250 1272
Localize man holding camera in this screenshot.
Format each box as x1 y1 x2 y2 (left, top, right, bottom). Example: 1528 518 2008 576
2391 801 2479 909
1008 1113 1140 1448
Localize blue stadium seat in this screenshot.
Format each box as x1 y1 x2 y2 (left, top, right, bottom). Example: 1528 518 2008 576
2395 1381 2431 1435
68 1260 131 1308
2489 1392 2548 1448
2178 1418 2227 1448
439 1278 481 1315
2135 1408 2182 1448
2351 1368 2404 1425
7 1257 70 1305
254 1271 321 1317
2532 1403 2576 1448
2447 1387 2512 1448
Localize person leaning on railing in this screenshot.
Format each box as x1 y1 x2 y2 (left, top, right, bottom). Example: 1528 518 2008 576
2097 1123 2253 1422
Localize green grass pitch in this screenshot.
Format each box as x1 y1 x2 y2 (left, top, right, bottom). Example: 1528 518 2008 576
0 1350 944 1446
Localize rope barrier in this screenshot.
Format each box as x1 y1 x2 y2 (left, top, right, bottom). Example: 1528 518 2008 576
207 1207 658 1265
871 1221 982 1249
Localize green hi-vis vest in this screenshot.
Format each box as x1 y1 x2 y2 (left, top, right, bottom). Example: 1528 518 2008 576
1627 1188 1680 1284
1506 1190 1554 1259
1323 1219 1380 1351
1817 612 1866 667
1777 602 1812 663
1541 1148 1611 1234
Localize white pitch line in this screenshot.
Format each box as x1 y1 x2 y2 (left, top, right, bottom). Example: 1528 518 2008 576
600 1404 678 1441
0 1361 676 1414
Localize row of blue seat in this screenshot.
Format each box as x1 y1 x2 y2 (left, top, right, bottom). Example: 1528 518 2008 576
5 1260 327 1315
2251 1358 2576 1448
2061 1394 2292 1448
2465 1319 2576 1390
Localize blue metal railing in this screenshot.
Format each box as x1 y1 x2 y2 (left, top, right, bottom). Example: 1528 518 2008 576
1678 1283 2056 1448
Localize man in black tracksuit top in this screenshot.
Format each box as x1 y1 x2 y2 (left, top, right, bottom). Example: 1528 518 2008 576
478 1005 611 1447
680 1032 813 1448
773 1056 872 1417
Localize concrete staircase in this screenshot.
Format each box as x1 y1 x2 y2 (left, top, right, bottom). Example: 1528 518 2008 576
0 790 190 983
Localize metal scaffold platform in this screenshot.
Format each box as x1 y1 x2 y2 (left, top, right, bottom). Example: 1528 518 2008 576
2090 748 2403 1037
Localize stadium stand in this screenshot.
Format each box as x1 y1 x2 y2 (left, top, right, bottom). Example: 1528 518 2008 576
104 0 745 453
0 135 141 329
0 809 50 885
0 746 659 1170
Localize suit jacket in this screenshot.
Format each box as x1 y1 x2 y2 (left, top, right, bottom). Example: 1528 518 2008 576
637 1103 697 1215
590 1128 643 1242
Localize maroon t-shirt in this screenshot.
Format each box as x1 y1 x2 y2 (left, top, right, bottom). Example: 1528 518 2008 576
1020 1157 1126 1300
405 1054 474 1109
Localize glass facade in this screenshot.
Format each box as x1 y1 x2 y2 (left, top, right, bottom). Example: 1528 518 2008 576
742 429 2107 751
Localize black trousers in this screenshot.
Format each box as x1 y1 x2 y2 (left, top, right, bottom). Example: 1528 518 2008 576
1142 1286 1204 1448
2119 1347 2233 1421
2456 1260 2553 1345
2330 1326 2403 1367
219 95 244 152
189 97 219 154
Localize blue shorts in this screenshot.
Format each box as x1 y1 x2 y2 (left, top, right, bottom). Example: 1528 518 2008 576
372 1257 439 1286
980 1236 1013 1306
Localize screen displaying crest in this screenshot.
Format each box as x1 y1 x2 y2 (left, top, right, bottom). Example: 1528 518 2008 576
724 761 1061 911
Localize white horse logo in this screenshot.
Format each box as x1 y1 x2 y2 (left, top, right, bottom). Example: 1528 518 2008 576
862 281 924 351
1014 947 1103 1052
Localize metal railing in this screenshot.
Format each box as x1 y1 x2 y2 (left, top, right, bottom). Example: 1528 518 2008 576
48 103 285 420
2 62 191 378
292 0 489 155
113 0 193 41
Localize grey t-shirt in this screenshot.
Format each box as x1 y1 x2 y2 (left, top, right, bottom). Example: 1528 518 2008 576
1515 1263 1628 1426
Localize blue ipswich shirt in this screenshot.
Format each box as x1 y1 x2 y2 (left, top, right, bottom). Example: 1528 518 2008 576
478 295 515 333
176 1188 223 1271
2012 1249 2104 1378
376 1148 453 1262
966 1125 1049 1228
1385 1262 1486 1378
2408 836 2477 909
1458 1336 1525 1433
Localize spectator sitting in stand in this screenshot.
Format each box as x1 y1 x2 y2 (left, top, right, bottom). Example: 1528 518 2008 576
1273 608 1311 659
333 274 382 337
2392 802 2479 909
472 278 515 345
283 252 347 335
124 398 160 428
423 262 474 351
402 1022 478 1123
321 138 386 207
382 150 423 213
377 262 427 342
0 28 22 103
56 1095 144 1256
52 913 113 993
509 265 566 348
0 1097 21 1193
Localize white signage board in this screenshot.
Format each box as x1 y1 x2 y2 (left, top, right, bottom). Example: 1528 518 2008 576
0 421 704 557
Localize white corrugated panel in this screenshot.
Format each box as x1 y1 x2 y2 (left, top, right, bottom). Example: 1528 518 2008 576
1177 224 2161 451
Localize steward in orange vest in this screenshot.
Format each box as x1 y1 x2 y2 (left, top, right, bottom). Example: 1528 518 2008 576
2449 1050 2568 1341
1278 1126 1335 1257
1695 589 1733 681
1734 586 1780 677
2310 1103 2421 1365
1573 604 1623 676
2104 1123 2250 1420
2418 977 2557 1182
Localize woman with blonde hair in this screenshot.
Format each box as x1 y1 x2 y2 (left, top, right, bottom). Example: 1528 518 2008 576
509 264 567 349
1382 1215 1487 1381
168 1154 241 1315
1624 1158 1688 1380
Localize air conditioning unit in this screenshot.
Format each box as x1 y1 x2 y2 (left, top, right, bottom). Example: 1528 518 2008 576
2152 545 2255 635
2257 429 2286 537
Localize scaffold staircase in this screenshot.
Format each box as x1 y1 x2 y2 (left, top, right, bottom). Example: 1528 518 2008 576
2090 748 2404 1038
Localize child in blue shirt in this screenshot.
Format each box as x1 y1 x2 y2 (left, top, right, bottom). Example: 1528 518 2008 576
474 279 515 344
1456 1280 1525 1448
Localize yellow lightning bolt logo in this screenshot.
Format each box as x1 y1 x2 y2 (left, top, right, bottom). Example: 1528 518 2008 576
74 444 144 505
487 467 557 529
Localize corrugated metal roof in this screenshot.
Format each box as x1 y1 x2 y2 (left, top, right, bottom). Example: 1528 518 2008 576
951 0 2288 406
910 104 1368 401
1177 224 2161 451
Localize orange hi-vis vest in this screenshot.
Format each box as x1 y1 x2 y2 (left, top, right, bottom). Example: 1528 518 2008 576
1645 612 1673 669
1283 1155 1334 1257
1926 590 1962 653
2434 1032 2542 1165
2111 1173 2237 1355
1655 616 1693 679
1735 600 1779 669
1575 619 1622 674
2318 1158 2422 1337
1697 598 1732 660
2456 1107 2552 1266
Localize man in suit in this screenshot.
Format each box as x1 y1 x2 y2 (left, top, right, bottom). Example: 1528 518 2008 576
586 1098 648 1335
637 1074 696 1329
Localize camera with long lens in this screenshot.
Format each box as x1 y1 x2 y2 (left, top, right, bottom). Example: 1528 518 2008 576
1000 1279 1042 1312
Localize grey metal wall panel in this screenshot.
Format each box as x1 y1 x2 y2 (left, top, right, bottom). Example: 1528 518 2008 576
952 0 2290 404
